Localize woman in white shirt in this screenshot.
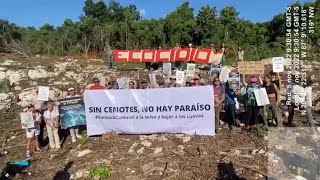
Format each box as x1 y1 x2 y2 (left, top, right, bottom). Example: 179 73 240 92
66 87 82 142
43 101 60 149
24 105 42 157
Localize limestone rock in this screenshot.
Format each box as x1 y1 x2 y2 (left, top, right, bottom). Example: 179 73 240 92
77 149 92 157
28 69 48 80
6 70 27 85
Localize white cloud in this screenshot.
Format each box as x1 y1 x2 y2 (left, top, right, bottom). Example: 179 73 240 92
139 9 146 17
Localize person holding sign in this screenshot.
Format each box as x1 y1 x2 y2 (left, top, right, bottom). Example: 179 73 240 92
24 105 42 158
213 78 225 134
241 76 261 133
66 87 82 143
225 82 238 131
262 75 281 126
44 102 61 149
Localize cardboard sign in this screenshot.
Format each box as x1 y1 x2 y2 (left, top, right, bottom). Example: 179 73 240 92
272 57 284 73
186 63 196 76
114 49 223 64
238 61 264 75
38 86 49 101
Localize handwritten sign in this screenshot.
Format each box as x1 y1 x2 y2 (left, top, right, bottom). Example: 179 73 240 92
238 61 264 75
272 57 284 73
38 86 49 101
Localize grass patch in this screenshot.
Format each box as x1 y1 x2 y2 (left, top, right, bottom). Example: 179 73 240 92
251 124 268 137
89 167 112 180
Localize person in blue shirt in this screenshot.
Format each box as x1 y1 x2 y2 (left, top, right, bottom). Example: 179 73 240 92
225 81 237 131
241 76 260 133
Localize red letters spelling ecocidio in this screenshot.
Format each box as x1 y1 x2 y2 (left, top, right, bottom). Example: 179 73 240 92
113 48 223 65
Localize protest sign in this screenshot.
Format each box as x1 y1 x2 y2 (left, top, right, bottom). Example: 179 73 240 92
117 77 128 89
210 64 221 78
162 63 172 79
58 96 86 129
272 57 284 73
38 86 49 101
228 71 240 89
219 67 231 82
148 73 157 88
84 86 215 136
254 88 270 106
238 61 264 75
20 112 34 129
186 63 196 76
175 70 185 85
114 49 223 64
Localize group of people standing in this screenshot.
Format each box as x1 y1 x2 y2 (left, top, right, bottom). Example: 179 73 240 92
25 88 83 157
212 71 315 134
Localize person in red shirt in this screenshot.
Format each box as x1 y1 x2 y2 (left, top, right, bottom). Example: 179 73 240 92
89 78 105 90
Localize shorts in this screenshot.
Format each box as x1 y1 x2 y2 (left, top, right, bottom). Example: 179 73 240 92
26 129 40 138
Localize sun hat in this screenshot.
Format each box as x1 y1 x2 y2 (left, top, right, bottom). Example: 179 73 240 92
249 77 258 83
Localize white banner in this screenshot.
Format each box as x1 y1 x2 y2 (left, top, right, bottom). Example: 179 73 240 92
84 86 215 136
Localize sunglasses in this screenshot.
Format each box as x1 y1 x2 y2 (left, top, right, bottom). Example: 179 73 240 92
141 82 147 84
171 78 176 80
194 78 199 80
94 81 99 83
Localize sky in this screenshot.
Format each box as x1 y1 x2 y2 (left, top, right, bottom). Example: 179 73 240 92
0 0 315 28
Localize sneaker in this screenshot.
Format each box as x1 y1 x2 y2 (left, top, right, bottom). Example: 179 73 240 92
35 148 41 152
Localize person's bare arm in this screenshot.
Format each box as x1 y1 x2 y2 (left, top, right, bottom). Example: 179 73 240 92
274 83 280 104
242 74 247 87
277 73 282 91
53 116 60 128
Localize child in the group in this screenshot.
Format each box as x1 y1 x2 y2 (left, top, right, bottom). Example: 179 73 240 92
24 105 42 157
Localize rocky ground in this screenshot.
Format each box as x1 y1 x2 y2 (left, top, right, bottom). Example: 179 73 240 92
0 53 319 180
